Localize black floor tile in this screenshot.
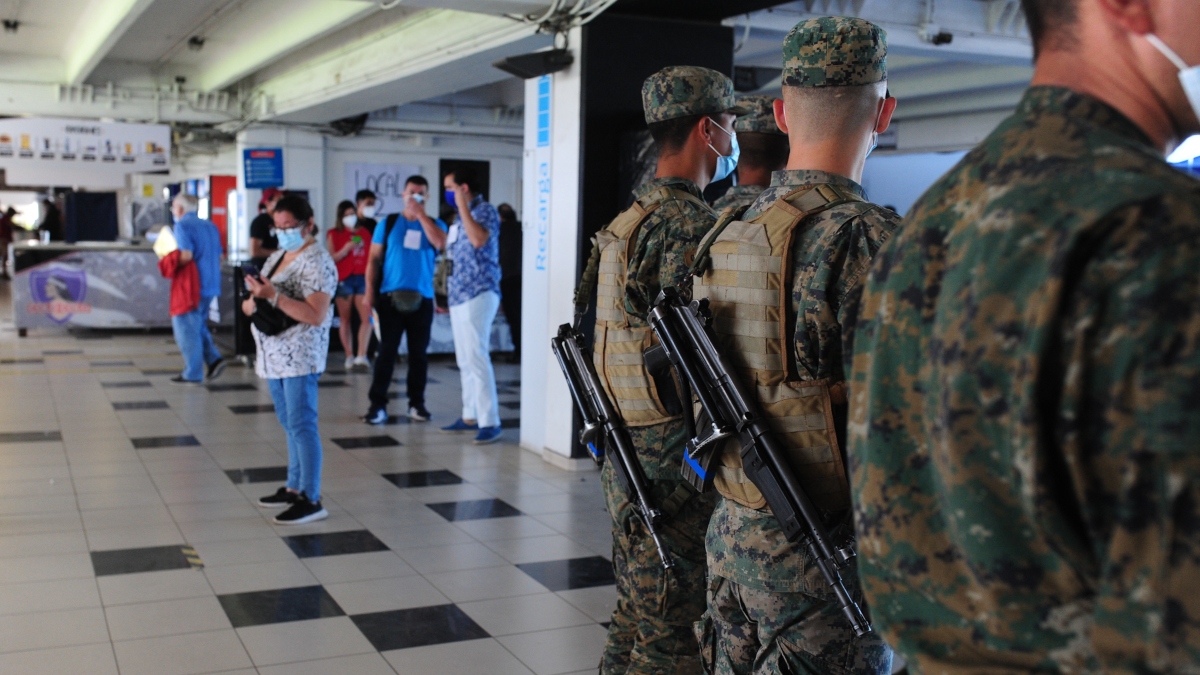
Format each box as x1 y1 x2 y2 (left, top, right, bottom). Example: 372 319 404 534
427 498 522 522
382 470 463 488
332 435 401 450
351 604 488 652
130 435 201 449
100 381 153 389
517 556 616 591
91 545 195 576
500 418 520 429
496 379 521 387
229 404 275 414
71 332 112 340
218 585 344 628
324 368 347 376
93 360 135 367
0 431 62 443
501 401 521 410
282 529 390 558
113 400 169 411
141 368 179 376
225 466 289 484
206 383 257 392
392 377 440 384
0 358 43 364
384 415 410 425
43 349 83 355
317 380 348 388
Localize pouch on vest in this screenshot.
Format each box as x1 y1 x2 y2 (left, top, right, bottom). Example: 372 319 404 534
693 183 862 512
588 186 709 428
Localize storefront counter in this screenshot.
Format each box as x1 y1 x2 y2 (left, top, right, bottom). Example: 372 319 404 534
11 240 171 331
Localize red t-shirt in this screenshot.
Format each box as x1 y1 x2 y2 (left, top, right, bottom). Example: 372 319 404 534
327 226 371 280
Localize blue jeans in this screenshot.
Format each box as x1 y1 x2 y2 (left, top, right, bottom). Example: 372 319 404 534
268 373 323 501
172 295 221 382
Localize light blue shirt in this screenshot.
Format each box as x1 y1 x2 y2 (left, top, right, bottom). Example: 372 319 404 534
173 212 223 298
372 214 447 299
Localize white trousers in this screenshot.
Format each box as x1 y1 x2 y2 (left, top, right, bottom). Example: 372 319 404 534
448 290 501 428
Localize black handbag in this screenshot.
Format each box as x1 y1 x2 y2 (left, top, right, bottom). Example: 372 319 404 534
250 256 299 336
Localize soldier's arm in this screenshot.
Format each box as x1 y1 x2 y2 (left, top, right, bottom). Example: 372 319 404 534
626 202 711 319
793 208 899 381
1074 197 1200 671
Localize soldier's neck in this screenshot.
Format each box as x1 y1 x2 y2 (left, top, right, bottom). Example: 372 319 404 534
655 146 711 192
1032 49 1175 153
735 165 773 188
784 140 866 184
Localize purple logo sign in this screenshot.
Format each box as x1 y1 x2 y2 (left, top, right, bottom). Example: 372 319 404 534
28 266 90 324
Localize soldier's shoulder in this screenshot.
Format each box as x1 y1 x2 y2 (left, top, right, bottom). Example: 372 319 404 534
657 192 717 231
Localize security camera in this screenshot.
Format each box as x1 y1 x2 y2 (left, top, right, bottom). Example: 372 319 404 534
2 20 18 33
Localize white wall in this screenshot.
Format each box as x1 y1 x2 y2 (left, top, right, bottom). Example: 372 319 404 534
520 28 584 465
861 151 968 216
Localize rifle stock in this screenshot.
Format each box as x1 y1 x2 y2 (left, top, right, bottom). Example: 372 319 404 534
550 324 674 570
646 288 871 636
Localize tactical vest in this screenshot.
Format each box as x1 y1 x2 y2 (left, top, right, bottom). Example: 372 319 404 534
589 186 712 427
693 183 866 512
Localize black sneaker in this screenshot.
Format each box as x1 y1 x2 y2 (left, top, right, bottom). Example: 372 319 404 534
363 408 388 425
407 405 431 422
273 494 328 525
170 375 202 385
257 487 297 508
206 357 227 381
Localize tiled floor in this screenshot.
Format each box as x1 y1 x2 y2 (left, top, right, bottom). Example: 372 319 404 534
0 287 614 675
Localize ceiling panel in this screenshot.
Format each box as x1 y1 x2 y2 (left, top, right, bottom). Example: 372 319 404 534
104 0 235 62
0 0 92 58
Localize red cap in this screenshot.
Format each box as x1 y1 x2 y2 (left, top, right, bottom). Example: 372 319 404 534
259 187 283 206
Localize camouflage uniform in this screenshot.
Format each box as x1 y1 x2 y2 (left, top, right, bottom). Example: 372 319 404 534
695 19 896 675
712 96 785 213
596 66 743 675
848 84 1200 673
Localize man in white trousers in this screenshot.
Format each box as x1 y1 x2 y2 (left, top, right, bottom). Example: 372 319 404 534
440 166 503 444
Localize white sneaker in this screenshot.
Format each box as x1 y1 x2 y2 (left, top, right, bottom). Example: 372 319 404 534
353 356 371 370
343 356 354 370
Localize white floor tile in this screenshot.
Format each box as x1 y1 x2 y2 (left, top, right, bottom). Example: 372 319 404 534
323 574 449 614
0 642 119 675
105 595 233 641
458 592 595 636
497 624 609 675
382 638 535 675
236 616 376 667
113 629 253 675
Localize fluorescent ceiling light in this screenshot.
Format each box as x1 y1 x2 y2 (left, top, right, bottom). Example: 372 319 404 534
1168 135 1200 164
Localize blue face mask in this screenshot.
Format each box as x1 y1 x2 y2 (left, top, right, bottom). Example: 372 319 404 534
444 190 457 208
274 227 306 252
707 118 740 183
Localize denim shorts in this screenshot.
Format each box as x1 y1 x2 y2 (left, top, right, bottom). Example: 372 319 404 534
336 274 366 298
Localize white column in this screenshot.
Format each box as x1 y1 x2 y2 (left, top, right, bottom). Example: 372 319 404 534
519 28 588 468
234 126 327 256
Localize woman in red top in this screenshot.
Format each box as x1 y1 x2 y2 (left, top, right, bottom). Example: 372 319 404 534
327 200 373 370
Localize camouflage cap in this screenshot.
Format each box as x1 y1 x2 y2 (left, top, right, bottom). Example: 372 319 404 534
642 66 746 124
733 95 784 135
782 17 887 88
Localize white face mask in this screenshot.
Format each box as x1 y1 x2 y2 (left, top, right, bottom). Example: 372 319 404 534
342 214 357 227
1146 34 1200 124
360 204 377 219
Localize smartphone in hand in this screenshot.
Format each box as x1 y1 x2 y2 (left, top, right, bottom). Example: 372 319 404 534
242 264 263 282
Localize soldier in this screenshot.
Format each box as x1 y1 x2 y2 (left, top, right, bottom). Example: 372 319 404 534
690 17 898 675
848 0 1200 672
711 95 789 212
579 65 745 674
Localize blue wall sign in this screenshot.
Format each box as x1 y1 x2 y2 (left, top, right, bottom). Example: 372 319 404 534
243 148 284 189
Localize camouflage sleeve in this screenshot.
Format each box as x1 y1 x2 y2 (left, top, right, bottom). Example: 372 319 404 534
1070 195 1200 671
625 200 713 320
792 207 898 382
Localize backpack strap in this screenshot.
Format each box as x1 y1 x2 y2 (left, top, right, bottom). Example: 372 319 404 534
689 204 750 278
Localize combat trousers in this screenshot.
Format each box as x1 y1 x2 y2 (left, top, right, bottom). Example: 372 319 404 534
600 461 717 675
696 573 892 675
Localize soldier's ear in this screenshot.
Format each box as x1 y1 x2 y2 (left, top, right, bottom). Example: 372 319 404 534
876 96 898 134
773 98 789 135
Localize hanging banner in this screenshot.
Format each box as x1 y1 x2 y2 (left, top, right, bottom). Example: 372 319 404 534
343 162 422 216
0 118 169 188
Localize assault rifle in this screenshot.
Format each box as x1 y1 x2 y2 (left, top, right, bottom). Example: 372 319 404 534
646 287 871 636
550 323 674 570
